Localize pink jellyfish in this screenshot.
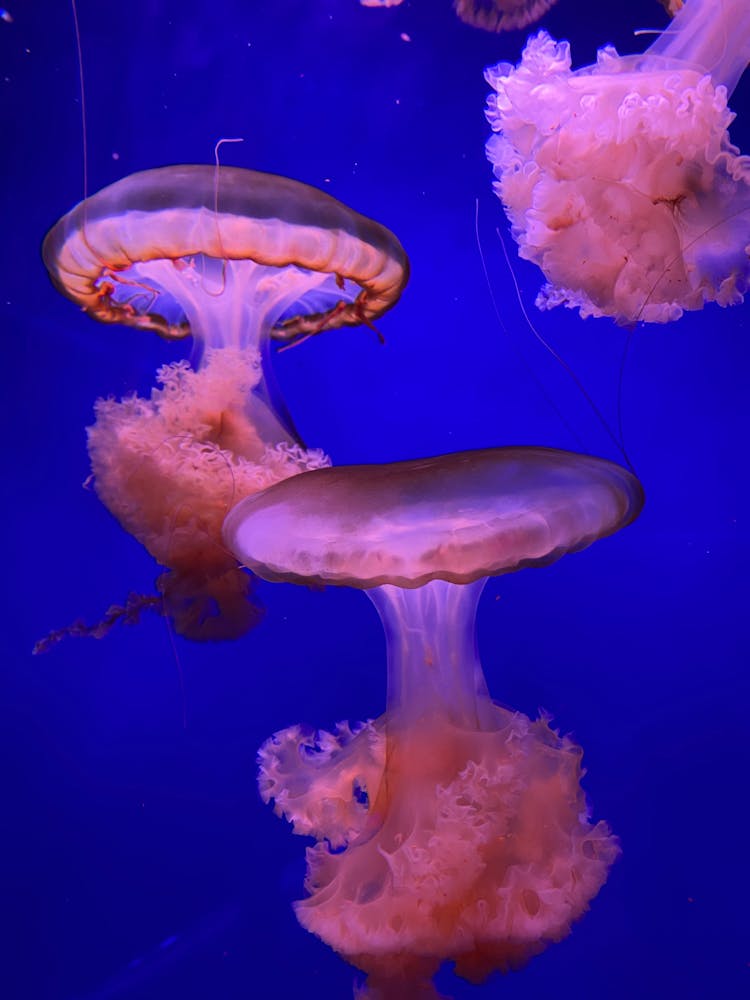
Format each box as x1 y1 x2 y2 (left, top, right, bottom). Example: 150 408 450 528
485 0 750 324
42 165 408 640
224 447 644 996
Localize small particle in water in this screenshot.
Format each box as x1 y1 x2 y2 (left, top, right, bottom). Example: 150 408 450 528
1 9 13 24
112 151 120 160
400 32 411 42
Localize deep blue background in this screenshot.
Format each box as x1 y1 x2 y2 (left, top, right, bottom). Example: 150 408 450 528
1 1 748 997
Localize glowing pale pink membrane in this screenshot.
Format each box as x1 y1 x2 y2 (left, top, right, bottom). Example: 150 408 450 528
225 447 644 995
42 165 409 640
486 0 750 324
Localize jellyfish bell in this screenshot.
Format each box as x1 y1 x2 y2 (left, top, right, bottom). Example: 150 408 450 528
360 0 558 34
454 0 558 34
225 447 643 589
485 0 750 325
42 165 409 348
42 165 409 641
224 447 644 995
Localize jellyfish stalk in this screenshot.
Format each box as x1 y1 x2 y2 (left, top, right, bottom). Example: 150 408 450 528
372 580 489 727
101 252 340 444
648 0 750 94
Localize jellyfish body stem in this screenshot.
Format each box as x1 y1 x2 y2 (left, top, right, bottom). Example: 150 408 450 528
367 579 493 732
109 254 343 447
647 0 750 94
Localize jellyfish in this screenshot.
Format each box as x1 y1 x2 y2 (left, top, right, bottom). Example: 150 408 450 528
224 447 644 996
485 0 750 324
42 165 409 640
454 0 557 33
360 0 557 33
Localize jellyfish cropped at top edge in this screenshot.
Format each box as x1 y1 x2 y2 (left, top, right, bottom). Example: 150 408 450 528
658 0 684 14
485 0 750 325
360 0 558 33
454 0 557 34
224 447 644 996
42 165 409 641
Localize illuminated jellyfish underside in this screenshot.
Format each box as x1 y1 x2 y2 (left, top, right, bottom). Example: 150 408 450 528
225 447 644 996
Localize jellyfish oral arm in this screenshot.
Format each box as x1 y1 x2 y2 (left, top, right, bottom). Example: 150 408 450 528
292 575 620 986
257 719 385 847
647 0 750 95
485 6 750 325
369 579 492 729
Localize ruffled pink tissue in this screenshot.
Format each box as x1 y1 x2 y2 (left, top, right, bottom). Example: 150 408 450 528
260 705 618 988
486 28 750 324
88 347 329 640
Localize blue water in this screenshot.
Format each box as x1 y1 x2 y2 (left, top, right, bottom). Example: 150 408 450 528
2 1 748 997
